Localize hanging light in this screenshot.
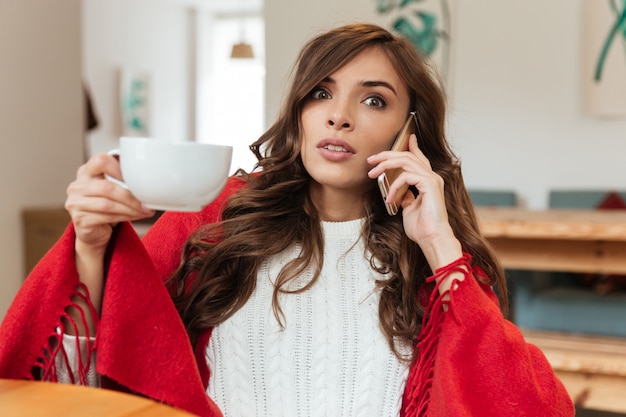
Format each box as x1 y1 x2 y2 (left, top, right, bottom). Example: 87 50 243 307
230 41 254 59
230 18 254 59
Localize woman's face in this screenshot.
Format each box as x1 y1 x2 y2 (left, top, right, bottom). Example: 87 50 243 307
300 46 411 199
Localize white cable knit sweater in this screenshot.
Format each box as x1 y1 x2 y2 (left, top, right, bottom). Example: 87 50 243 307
206 219 411 417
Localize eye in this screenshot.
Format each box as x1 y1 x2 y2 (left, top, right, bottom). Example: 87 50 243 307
309 87 331 100
363 95 387 108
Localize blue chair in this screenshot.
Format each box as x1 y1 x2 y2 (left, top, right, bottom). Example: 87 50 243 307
549 190 626 210
468 190 517 207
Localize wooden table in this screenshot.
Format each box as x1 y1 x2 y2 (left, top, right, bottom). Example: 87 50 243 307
476 207 626 275
476 207 626 413
0 379 196 417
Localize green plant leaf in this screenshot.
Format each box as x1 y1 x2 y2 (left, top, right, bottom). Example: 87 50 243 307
393 12 439 56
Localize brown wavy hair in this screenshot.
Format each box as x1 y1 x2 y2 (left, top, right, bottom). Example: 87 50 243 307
167 23 507 360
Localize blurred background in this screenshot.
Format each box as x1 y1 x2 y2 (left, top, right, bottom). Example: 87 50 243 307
1 1 625 414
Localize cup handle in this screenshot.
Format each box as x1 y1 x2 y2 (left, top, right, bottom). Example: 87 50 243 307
104 149 129 189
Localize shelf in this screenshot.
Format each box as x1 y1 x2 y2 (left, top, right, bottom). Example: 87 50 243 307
476 208 626 412
524 330 626 413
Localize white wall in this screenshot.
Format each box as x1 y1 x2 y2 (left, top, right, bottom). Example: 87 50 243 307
82 0 194 155
0 0 83 319
265 0 626 209
450 1 626 208
263 0 384 125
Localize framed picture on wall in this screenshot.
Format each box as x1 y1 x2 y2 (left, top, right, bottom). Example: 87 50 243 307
119 69 151 136
582 0 626 118
375 0 458 93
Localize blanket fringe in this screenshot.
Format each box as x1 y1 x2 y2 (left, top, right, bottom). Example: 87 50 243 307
33 282 99 385
402 253 472 417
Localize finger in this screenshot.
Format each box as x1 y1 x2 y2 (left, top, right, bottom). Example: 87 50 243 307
408 134 431 166
69 192 152 219
400 185 420 210
384 170 416 205
73 207 152 229
66 178 153 221
386 168 442 206
408 133 419 153
368 153 422 179
77 153 123 181
366 145 407 167
368 152 404 177
87 178 144 209
73 165 149 209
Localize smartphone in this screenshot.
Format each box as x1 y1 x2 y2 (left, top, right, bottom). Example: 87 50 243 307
377 112 418 216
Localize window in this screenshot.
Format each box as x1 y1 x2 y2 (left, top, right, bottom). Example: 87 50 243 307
196 14 265 174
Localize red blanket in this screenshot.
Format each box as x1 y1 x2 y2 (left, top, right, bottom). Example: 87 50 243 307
0 178 574 416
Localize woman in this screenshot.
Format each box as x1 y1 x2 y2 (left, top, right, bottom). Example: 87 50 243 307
0 23 573 416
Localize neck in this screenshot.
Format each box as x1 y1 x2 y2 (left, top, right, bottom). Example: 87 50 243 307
309 183 367 222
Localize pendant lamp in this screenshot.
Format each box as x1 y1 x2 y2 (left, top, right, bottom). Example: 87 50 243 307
230 41 254 59
230 18 254 59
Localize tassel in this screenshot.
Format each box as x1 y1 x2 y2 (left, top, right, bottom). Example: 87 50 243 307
402 253 472 417
34 282 99 385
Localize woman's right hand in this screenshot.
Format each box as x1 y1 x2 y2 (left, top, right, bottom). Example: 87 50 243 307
65 153 155 251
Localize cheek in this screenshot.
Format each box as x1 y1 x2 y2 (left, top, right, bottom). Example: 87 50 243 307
359 119 401 155
378 138 394 153
300 104 317 132
369 134 395 155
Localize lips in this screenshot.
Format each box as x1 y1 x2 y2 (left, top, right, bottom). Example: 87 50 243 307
317 139 355 154
316 138 356 162
323 144 350 152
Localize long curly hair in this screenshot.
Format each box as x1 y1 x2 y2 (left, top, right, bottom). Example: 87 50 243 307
167 23 507 361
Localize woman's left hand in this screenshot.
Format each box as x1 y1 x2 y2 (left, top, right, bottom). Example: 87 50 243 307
367 134 462 270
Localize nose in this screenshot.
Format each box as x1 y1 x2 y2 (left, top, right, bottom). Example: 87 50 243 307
328 118 351 129
327 102 353 130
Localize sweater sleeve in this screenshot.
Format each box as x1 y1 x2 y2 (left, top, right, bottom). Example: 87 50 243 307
401 255 575 417
55 334 100 387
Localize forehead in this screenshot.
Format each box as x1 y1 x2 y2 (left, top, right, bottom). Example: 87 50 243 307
328 46 405 89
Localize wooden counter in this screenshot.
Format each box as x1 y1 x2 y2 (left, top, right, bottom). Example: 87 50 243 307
524 330 626 413
476 207 626 274
0 379 196 417
476 207 626 413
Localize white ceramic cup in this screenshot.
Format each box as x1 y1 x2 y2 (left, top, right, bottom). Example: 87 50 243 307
106 136 233 212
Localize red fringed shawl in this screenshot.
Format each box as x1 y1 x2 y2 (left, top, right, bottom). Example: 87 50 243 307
0 177 574 416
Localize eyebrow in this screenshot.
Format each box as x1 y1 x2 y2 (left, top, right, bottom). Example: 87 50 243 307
321 77 398 96
361 80 398 96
